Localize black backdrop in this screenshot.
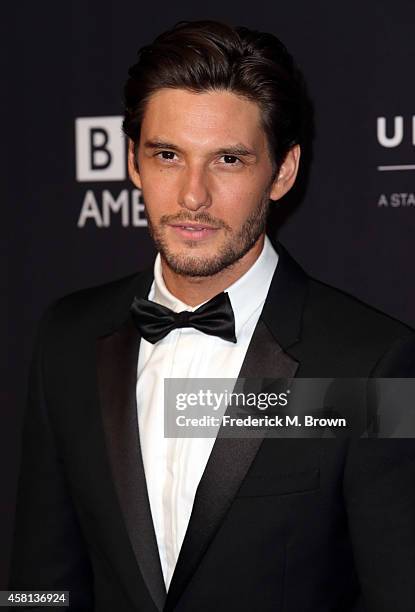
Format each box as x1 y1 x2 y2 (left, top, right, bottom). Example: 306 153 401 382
4 0 415 587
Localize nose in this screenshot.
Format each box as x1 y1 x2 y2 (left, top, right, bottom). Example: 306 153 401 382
178 164 211 211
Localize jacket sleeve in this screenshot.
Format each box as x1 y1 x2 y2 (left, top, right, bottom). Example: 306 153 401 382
8 307 94 610
343 332 415 612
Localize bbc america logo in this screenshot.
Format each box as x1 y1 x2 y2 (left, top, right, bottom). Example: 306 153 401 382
75 116 126 181
74 116 147 227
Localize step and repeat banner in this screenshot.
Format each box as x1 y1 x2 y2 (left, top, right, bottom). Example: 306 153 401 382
4 0 415 585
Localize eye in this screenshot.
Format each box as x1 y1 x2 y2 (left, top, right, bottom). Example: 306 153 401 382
156 150 177 161
220 155 242 165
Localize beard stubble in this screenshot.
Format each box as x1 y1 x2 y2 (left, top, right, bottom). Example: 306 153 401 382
145 192 271 278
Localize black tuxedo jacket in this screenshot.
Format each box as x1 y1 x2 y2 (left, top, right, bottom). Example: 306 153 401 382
9 238 415 611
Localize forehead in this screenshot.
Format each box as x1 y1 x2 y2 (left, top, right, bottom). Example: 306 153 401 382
140 88 266 149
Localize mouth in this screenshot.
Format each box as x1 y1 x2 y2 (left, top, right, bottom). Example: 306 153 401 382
168 223 220 240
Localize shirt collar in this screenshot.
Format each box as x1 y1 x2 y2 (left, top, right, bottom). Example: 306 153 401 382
149 234 278 337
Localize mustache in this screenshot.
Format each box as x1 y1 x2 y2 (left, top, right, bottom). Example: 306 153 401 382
160 212 231 231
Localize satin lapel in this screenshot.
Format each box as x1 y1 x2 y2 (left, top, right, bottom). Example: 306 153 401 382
97 315 167 611
164 318 299 611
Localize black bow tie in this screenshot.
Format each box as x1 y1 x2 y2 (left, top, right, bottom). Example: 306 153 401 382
130 291 237 344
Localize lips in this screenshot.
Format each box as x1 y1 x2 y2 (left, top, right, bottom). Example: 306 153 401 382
170 224 218 230
168 223 220 240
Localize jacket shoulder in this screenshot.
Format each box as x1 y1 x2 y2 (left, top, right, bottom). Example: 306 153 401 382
303 276 415 375
307 277 414 339
40 267 153 337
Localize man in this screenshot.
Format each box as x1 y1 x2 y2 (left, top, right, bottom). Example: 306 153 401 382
9 19 415 612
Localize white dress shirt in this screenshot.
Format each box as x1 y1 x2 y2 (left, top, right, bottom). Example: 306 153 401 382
136 235 278 590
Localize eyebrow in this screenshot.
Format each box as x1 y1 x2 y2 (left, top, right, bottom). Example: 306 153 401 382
143 139 257 158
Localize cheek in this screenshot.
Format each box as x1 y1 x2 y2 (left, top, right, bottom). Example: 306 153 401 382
139 171 177 214
143 190 172 218
214 167 268 200
215 179 263 217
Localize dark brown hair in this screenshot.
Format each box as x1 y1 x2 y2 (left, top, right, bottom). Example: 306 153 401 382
123 20 308 173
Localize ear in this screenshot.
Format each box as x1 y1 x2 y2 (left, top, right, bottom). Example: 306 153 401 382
127 139 142 189
269 144 301 201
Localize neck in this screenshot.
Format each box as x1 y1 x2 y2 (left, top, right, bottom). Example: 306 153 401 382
160 235 265 306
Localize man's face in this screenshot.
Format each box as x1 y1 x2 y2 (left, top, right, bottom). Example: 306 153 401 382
129 88 297 277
